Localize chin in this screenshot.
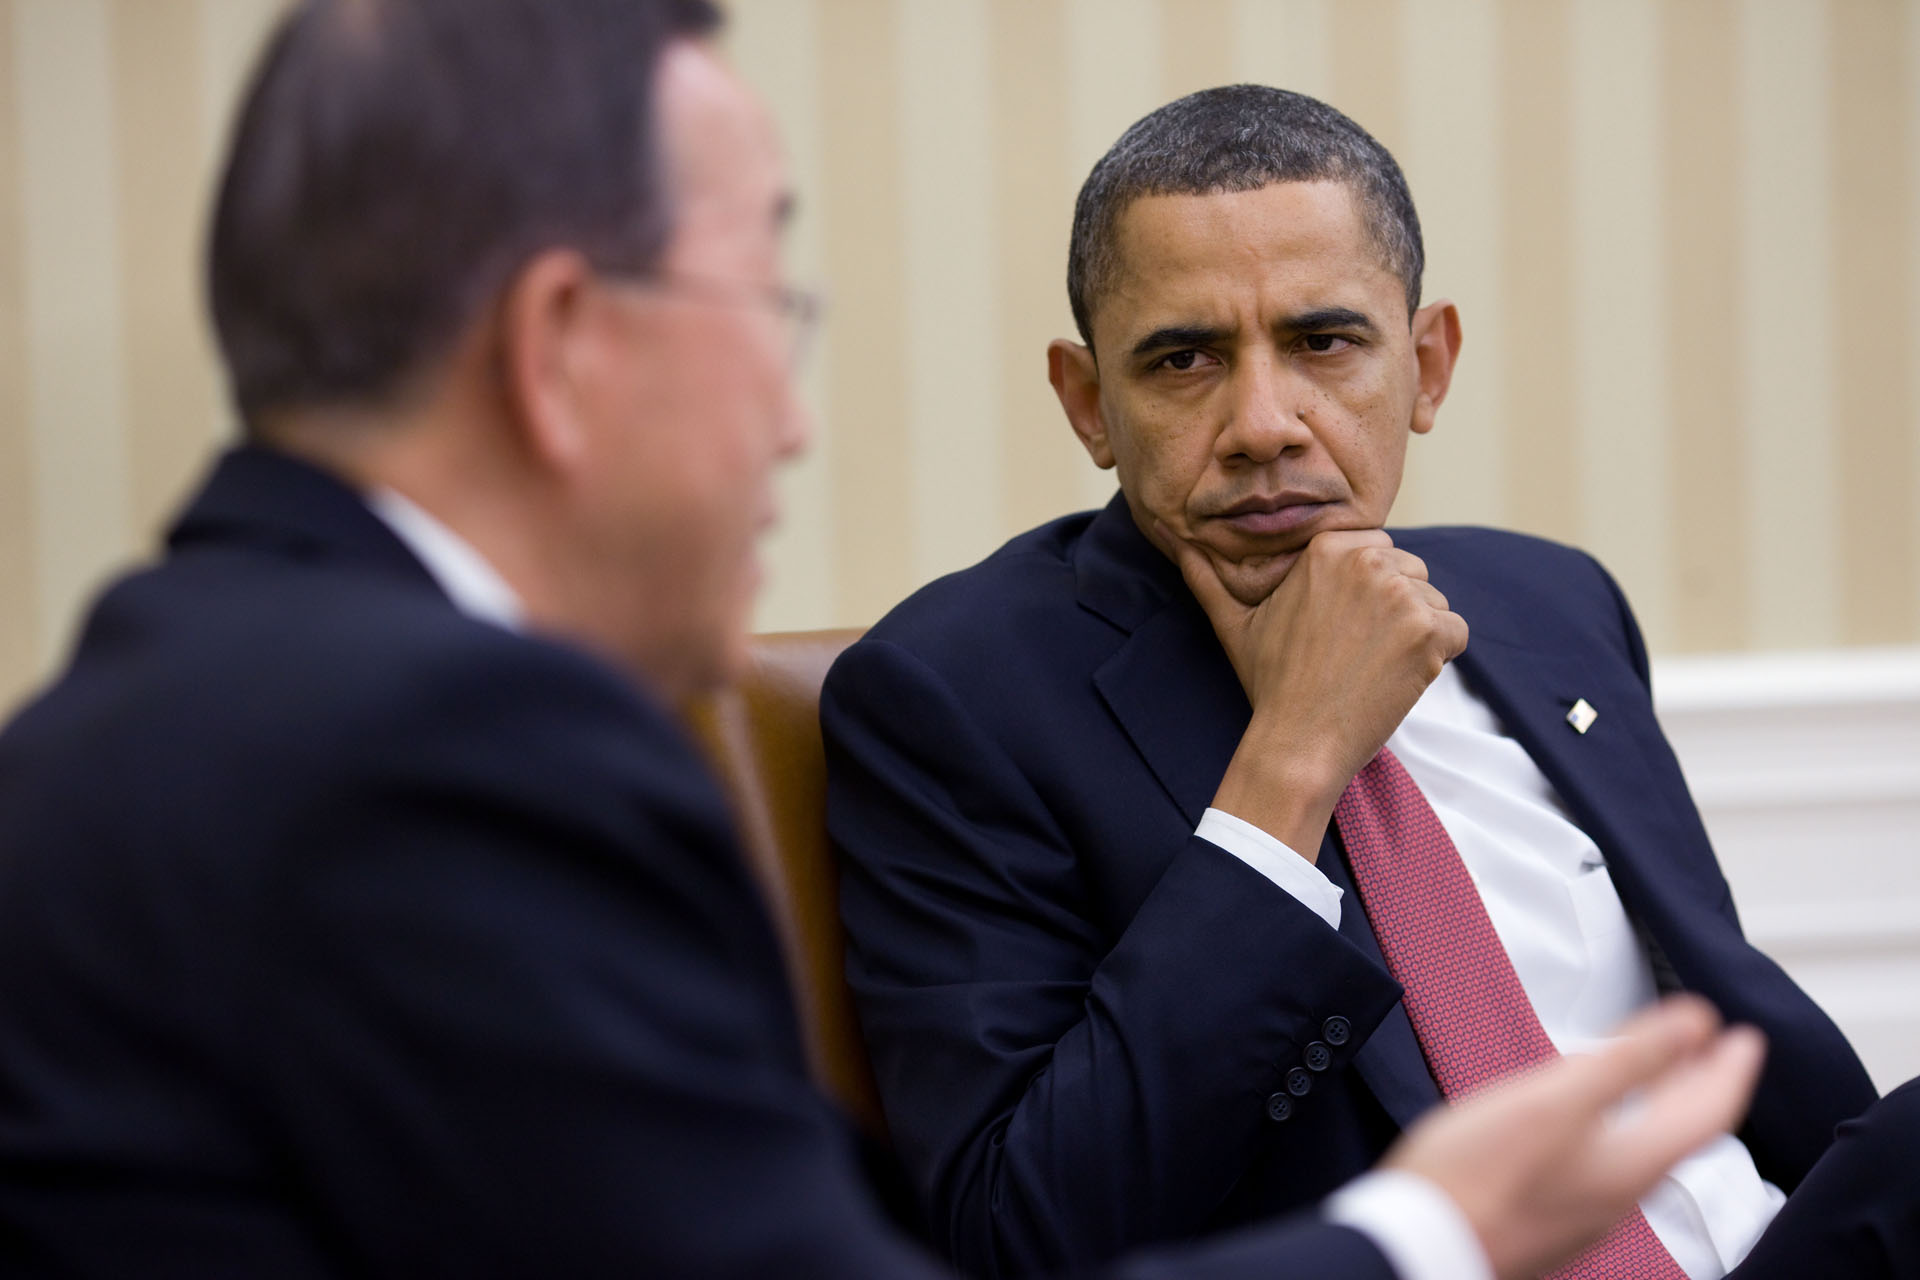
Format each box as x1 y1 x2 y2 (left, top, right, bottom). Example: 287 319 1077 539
1217 551 1303 607
700 587 762 689
615 614 750 705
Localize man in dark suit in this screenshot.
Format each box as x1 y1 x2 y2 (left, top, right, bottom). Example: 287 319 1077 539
825 85 1920 1280
0 6 1772 1278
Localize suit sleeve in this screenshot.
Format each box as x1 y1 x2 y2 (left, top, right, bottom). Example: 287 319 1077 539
825 637 1405 1277
247 633 1397 1280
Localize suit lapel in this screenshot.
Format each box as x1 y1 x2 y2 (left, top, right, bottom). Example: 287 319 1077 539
1092 599 1249 828
1073 499 1243 827
1451 640 1646 850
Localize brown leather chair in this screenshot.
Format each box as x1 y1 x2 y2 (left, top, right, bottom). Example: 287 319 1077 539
682 628 885 1134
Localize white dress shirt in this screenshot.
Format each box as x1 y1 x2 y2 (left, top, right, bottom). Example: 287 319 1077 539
1203 662 1784 1280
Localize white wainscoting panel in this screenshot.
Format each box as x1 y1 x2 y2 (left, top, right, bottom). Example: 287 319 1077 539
1653 646 1920 1094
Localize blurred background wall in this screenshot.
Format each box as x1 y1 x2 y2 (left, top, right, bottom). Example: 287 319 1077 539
738 0 1920 657
4 0 1920 709
2 0 1918 1077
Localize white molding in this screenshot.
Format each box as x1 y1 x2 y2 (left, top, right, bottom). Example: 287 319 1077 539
1738 899 1920 954
1652 646 1920 1093
1655 644 1920 709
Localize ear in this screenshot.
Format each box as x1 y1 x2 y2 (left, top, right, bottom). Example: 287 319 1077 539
495 248 600 472
1407 299 1462 437
1049 338 1115 469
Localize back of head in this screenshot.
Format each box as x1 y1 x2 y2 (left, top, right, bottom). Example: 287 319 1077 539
207 0 721 431
1066 84 1423 351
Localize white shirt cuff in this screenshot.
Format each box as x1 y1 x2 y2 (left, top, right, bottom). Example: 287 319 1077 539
1325 1169 1494 1280
1196 807 1344 929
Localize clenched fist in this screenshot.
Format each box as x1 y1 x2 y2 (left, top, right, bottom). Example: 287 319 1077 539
1156 523 1468 859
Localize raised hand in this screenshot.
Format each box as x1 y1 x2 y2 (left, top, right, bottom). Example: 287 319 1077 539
1382 994 1767 1280
1156 522 1468 859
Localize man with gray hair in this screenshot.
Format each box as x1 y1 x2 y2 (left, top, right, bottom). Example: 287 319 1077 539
827 84 1920 1280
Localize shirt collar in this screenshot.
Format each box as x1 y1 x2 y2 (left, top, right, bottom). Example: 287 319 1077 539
364 487 525 631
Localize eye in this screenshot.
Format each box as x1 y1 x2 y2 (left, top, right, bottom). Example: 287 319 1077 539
1301 333 1355 354
1154 349 1220 372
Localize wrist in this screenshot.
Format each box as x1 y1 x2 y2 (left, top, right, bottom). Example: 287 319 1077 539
1212 724 1348 859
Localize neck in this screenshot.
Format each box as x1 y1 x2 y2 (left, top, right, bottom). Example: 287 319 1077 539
260 396 577 647
256 376 702 703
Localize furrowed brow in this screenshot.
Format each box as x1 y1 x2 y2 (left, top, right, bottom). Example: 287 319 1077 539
1128 324 1226 362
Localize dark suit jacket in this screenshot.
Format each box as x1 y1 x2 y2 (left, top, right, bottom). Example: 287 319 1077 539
0 448 1392 1279
823 494 1879 1278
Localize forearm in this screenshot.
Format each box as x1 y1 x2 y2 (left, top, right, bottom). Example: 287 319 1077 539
1208 706 1355 862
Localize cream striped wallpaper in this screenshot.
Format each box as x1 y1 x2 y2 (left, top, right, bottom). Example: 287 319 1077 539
2 0 1917 716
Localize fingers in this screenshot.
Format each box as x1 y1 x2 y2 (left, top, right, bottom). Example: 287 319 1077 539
1312 527 1396 554
1435 608 1470 663
1380 997 1764 1280
1528 995 1765 1204
1549 995 1722 1113
1391 565 1467 664
1152 521 1467 708
1593 1025 1766 1196
1405 581 1468 661
1380 546 1430 583
1409 580 1450 613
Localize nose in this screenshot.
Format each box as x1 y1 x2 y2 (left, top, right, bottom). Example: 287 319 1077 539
775 386 813 462
1215 352 1314 465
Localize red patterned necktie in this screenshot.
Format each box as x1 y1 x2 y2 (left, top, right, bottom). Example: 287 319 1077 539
1334 747 1686 1280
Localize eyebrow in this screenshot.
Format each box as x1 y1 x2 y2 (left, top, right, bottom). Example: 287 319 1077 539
1128 324 1227 362
1286 306 1380 335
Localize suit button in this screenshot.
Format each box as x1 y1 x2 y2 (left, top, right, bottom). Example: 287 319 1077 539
1285 1067 1312 1096
1265 1092 1294 1123
1304 1041 1331 1072
1322 1015 1352 1046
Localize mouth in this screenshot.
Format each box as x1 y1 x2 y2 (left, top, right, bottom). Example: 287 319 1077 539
1207 493 1337 539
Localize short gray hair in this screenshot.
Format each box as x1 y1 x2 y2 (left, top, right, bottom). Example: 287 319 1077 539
209 0 723 425
1066 84 1423 351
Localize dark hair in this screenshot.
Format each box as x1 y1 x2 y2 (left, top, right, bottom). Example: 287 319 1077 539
207 0 722 426
1066 84 1423 352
